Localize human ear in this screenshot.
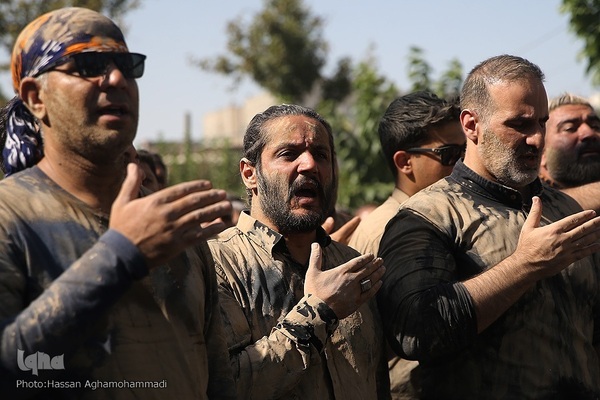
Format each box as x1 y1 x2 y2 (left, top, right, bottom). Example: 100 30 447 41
393 150 412 175
19 77 46 121
240 158 257 192
461 109 479 143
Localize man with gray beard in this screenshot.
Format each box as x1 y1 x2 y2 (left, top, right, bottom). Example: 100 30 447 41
377 55 600 399
207 104 390 399
540 93 600 188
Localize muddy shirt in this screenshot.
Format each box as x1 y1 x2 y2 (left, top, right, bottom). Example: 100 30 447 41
348 188 419 400
377 160 600 399
348 188 409 257
208 211 390 399
0 166 235 400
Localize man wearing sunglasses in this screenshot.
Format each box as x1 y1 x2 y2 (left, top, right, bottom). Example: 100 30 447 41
0 7 235 399
378 55 600 398
348 91 463 399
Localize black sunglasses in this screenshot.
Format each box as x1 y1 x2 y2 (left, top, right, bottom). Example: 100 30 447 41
38 52 146 79
406 143 466 166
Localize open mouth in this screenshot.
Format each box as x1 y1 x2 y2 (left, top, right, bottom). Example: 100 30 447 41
99 105 128 116
291 179 321 202
295 187 317 198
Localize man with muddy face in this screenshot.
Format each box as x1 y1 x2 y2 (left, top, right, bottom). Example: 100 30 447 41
208 104 390 400
254 113 336 235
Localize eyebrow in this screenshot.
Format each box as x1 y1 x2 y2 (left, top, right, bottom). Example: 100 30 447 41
272 141 330 154
556 114 600 130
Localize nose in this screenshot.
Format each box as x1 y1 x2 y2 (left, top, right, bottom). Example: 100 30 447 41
100 61 128 88
297 151 318 175
579 122 600 142
526 126 545 149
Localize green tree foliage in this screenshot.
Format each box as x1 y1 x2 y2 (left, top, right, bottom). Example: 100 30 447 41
435 58 463 101
407 46 433 92
560 0 600 86
167 145 245 199
408 46 463 100
196 0 327 102
325 59 399 209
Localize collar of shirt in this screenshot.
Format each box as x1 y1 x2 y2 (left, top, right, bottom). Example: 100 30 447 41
448 160 543 210
391 187 410 205
236 211 332 256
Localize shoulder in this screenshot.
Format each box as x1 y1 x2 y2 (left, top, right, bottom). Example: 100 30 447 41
208 226 247 258
207 227 263 282
0 168 55 221
400 179 463 220
361 198 401 228
353 198 400 234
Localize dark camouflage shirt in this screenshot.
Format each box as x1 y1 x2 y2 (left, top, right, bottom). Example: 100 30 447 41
208 211 390 399
0 167 235 399
378 160 600 399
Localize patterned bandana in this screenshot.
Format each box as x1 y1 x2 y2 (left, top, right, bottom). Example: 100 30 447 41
2 7 129 176
1 97 42 176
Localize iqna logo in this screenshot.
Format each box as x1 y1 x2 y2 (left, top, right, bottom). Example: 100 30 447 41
17 349 65 376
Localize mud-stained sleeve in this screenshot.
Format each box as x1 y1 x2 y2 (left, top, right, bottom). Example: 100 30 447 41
216 263 338 399
0 229 147 377
377 211 477 362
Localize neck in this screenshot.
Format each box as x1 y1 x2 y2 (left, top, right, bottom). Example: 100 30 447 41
396 176 419 197
249 203 318 265
538 167 563 188
282 230 318 266
38 150 128 214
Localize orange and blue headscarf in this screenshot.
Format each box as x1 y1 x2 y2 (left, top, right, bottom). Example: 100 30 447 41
2 7 129 176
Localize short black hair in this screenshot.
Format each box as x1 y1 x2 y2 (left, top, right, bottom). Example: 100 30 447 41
378 91 460 177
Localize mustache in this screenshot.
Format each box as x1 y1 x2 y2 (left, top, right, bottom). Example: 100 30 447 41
287 176 325 200
517 145 540 157
576 142 600 156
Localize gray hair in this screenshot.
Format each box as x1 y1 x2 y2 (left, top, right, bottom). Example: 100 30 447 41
549 92 592 113
461 54 545 121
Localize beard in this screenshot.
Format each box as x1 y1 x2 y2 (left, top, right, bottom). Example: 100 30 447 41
478 126 540 188
544 144 600 187
257 171 336 235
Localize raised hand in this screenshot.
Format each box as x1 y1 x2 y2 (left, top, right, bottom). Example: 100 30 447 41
515 196 600 279
304 243 385 319
109 163 233 268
